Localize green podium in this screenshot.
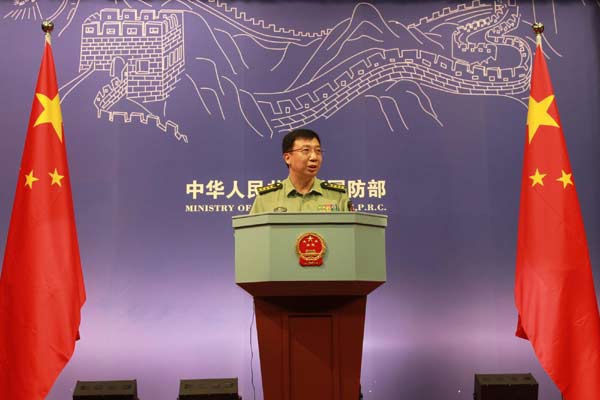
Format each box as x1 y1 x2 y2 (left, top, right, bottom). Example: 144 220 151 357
232 212 387 400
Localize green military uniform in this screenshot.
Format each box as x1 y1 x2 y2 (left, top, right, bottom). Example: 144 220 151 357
250 177 349 214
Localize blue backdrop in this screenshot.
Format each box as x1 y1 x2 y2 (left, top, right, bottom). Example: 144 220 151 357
1 1 599 399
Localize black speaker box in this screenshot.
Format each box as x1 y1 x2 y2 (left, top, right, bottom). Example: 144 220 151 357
474 373 538 400
73 380 138 400
178 378 240 400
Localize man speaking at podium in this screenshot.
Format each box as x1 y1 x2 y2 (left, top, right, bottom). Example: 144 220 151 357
250 128 350 214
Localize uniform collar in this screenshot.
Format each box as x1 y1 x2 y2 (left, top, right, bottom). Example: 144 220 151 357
284 176 323 197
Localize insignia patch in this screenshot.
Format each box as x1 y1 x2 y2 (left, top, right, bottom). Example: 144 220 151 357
321 181 346 193
257 182 283 195
296 232 326 267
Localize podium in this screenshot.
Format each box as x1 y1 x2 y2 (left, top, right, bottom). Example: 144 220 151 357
232 212 387 400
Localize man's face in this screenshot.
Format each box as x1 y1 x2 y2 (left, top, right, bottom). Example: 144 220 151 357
283 137 322 180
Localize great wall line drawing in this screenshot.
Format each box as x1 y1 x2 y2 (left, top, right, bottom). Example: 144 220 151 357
529 0 562 33
54 1 80 36
253 1 533 133
284 3 400 91
4 1 579 140
200 0 332 40
99 2 526 139
73 8 188 141
4 1 42 20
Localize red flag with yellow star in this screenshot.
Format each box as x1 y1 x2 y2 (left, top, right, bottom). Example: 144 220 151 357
515 39 600 399
0 39 85 399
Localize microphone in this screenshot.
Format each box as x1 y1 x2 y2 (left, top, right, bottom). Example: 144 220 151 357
347 200 355 212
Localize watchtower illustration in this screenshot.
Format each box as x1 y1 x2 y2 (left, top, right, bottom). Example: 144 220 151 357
80 8 185 104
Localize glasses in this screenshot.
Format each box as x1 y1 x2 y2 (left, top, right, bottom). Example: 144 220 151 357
288 146 324 157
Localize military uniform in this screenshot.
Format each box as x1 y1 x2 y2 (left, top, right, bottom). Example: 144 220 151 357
250 177 349 214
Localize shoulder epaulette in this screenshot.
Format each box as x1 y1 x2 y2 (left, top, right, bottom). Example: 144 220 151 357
321 181 346 193
257 182 283 195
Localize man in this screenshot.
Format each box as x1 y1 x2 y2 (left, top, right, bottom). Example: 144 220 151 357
250 128 350 213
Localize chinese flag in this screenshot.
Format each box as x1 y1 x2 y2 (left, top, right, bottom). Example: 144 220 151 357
515 40 600 399
0 39 86 399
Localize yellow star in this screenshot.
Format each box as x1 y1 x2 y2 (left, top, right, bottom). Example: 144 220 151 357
556 170 574 189
33 92 63 143
527 94 559 144
24 170 39 189
529 168 547 187
48 168 65 187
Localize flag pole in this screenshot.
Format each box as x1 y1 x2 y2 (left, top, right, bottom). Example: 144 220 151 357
532 21 563 400
42 20 53 44
532 21 566 400
532 19 564 400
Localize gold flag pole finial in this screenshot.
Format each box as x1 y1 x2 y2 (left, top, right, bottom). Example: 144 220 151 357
532 22 544 46
41 20 54 44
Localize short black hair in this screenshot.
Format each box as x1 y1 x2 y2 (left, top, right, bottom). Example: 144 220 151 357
281 128 321 153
